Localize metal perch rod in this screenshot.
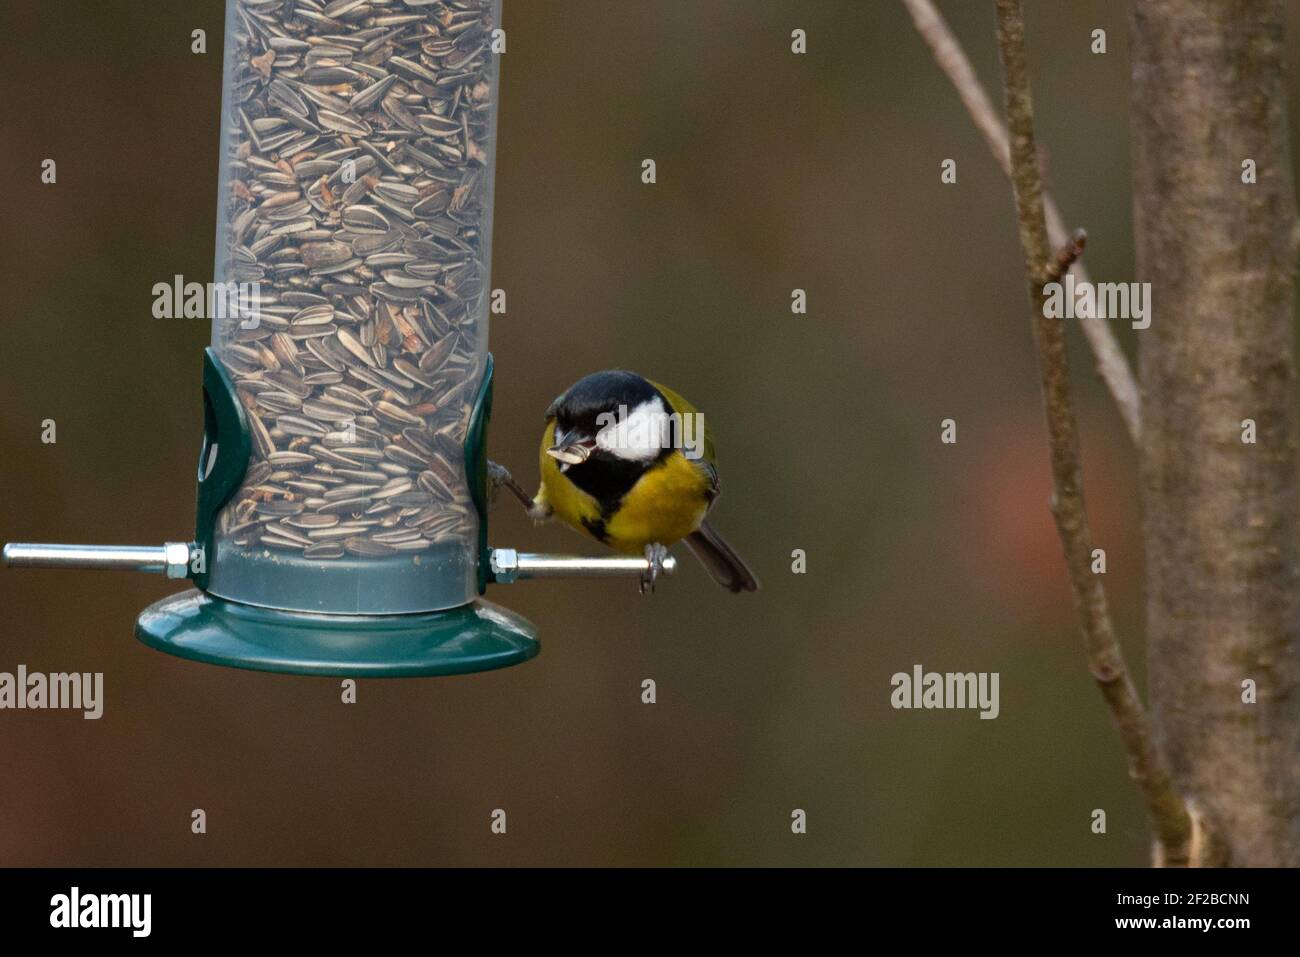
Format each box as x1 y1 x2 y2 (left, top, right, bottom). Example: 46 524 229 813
489 548 676 582
3 543 674 581
3 543 192 576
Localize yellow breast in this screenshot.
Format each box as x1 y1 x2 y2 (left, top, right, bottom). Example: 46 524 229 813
537 422 711 554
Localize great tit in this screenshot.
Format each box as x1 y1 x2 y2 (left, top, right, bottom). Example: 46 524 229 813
527 370 759 593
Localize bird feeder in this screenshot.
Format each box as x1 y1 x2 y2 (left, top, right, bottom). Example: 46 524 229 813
3 0 673 677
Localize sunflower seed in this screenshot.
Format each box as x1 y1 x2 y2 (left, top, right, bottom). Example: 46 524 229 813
303 543 346 559
257 500 306 517
351 74 398 112
318 110 373 137
288 513 341 529
343 536 396 557
267 451 316 468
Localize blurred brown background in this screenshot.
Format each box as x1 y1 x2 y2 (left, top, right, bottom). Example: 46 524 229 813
2 0 1299 867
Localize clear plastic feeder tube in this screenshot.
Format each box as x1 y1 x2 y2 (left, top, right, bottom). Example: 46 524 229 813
206 0 502 614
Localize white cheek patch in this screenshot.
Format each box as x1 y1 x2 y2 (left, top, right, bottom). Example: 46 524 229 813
595 398 672 461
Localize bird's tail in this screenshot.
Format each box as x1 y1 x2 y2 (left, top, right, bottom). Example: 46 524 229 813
684 520 759 593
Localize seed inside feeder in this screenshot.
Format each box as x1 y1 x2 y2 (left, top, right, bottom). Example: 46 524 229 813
212 0 498 569
204 0 502 615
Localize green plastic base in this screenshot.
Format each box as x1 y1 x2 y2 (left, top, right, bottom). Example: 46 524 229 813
135 589 539 677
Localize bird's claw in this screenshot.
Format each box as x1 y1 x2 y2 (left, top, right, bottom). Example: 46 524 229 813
486 461 510 506
487 459 538 514
640 543 670 595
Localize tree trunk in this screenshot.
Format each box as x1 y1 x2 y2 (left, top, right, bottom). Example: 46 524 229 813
1130 0 1300 866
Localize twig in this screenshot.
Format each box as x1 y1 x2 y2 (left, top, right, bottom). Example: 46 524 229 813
993 0 1193 866
901 0 1141 445
1046 228 1087 284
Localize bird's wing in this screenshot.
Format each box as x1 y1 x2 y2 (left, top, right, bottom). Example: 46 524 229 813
697 458 721 504
650 379 720 502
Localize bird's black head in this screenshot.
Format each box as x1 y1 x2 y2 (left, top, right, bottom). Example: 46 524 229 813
547 370 662 437
545 370 675 506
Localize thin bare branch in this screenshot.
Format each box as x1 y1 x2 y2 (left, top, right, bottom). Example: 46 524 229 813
1045 228 1087 284
902 0 1141 445
992 0 1194 866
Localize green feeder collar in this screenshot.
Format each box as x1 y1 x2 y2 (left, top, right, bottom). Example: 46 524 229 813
140 349 539 677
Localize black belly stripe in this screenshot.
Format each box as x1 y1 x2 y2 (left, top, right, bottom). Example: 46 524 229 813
582 516 609 543
566 456 651 517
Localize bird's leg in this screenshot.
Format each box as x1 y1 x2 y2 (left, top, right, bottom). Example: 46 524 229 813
640 543 670 595
487 460 536 513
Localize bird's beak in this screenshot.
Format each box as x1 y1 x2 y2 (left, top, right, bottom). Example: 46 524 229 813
547 433 595 467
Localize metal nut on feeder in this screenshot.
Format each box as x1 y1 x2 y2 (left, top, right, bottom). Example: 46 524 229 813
3 0 678 678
